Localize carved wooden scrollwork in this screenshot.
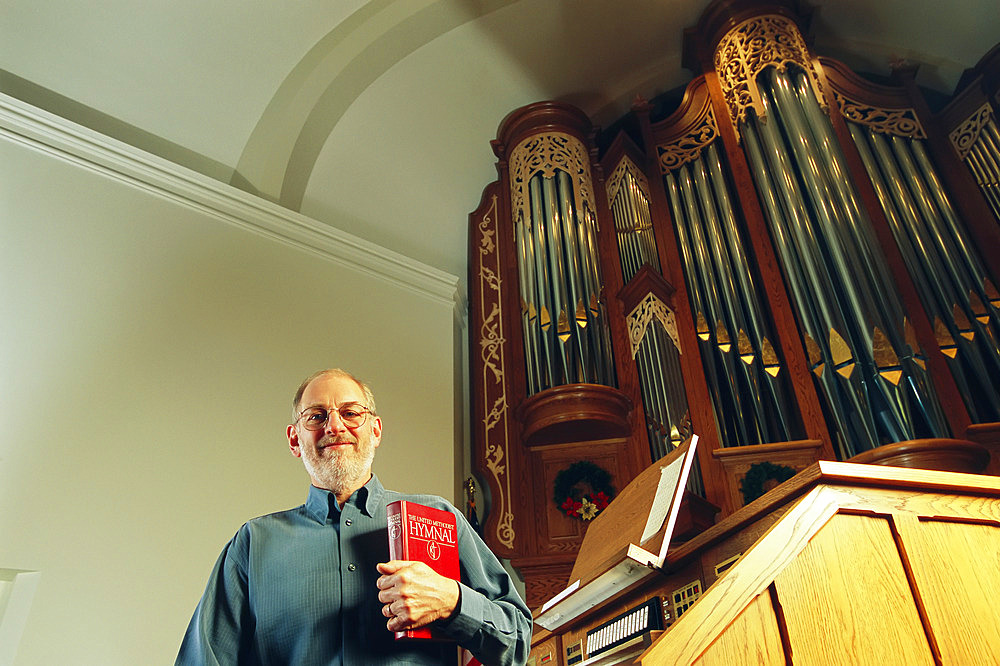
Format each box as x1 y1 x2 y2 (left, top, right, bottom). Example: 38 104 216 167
948 103 994 159
657 104 719 173
833 90 926 139
509 132 597 230
713 14 828 135
606 157 651 212
475 193 516 549
627 293 681 358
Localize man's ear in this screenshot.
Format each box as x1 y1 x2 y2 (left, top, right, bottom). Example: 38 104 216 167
287 424 302 458
371 416 383 448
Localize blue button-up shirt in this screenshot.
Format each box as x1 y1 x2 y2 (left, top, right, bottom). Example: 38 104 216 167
176 476 531 665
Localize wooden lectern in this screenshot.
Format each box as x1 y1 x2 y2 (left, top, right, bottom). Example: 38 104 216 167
528 458 1000 665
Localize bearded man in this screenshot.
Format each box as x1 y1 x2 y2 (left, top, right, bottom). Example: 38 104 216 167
176 369 531 665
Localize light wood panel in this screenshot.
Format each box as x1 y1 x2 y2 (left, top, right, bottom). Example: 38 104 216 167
694 589 785 665
637 486 842 664
773 513 934 665
897 515 1000 664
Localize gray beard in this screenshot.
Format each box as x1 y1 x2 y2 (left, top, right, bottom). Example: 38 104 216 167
303 440 376 494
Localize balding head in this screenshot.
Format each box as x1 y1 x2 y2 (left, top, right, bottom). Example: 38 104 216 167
291 368 377 421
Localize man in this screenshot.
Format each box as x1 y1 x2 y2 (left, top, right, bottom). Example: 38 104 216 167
176 369 531 665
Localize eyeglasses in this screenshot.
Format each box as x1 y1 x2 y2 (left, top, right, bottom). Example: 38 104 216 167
295 403 373 431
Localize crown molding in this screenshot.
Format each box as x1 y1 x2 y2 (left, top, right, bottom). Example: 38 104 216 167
0 92 461 308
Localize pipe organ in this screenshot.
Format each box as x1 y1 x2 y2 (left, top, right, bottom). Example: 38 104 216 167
469 0 1000 608
510 132 616 394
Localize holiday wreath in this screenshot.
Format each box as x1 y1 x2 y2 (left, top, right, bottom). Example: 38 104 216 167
739 461 797 505
553 460 616 521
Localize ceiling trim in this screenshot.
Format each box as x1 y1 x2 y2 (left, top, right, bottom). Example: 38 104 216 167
0 92 461 308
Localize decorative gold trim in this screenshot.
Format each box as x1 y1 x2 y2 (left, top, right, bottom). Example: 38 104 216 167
969 290 989 325
627 293 681 358
714 14 828 136
952 303 975 341
829 327 855 379
716 320 731 353
833 90 926 139
934 317 958 359
657 105 719 173
476 194 515 549
737 329 754 365
509 132 597 230
949 104 994 159
696 311 711 341
872 326 903 385
606 156 651 211
805 333 825 377
761 337 781 377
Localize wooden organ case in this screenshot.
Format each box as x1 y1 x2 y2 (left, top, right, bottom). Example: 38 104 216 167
468 0 1000 613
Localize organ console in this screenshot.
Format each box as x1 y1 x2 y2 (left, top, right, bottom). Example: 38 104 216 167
527 460 1000 665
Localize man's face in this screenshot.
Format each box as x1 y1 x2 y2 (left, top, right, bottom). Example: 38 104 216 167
286 373 382 494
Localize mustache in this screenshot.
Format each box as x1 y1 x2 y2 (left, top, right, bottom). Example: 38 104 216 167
318 436 356 447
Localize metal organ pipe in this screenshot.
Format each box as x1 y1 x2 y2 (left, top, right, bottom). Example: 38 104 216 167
611 167 690 459
528 176 557 389
509 129 617 396
555 171 590 382
766 69 887 347
680 163 755 446
738 64 955 455
704 144 796 439
661 139 801 448
515 217 540 395
847 121 1000 421
666 171 729 443
776 68 930 443
853 128 985 428
968 144 1000 214
742 101 880 458
912 140 997 305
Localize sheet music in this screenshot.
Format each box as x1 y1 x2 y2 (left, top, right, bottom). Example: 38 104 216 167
640 457 684 544
657 435 699 562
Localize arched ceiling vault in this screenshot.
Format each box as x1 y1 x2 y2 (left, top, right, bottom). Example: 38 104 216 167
233 0 519 209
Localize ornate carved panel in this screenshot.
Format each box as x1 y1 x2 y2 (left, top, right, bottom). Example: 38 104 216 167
949 104 994 159
474 192 516 550
509 132 598 230
606 157 652 213
832 90 926 139
657 104 719 173
713 14 828 135
627 293 681 358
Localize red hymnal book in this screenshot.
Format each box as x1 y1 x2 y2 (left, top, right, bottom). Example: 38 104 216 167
386 500 460 641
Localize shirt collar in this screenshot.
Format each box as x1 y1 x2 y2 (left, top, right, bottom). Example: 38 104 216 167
304 475 385 523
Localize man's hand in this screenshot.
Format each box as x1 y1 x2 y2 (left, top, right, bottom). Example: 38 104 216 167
375 560 460 632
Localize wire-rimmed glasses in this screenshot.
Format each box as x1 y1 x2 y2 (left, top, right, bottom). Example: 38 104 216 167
295 403 373 431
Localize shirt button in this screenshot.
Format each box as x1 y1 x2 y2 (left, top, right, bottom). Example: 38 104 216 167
345 518 352 526
348 563 357 572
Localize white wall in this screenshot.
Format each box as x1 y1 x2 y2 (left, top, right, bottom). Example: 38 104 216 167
0 97 463 664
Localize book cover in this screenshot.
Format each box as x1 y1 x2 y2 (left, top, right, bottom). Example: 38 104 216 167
386 499 460 641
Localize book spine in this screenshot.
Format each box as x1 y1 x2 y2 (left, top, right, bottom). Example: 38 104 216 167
387 500 405 561
387 501 434 640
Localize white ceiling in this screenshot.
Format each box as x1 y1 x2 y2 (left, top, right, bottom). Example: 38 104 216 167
3 0 997 279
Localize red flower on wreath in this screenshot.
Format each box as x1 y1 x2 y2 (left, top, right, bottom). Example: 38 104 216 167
553 460 616 522
560 497 582 516
592 491 611 510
